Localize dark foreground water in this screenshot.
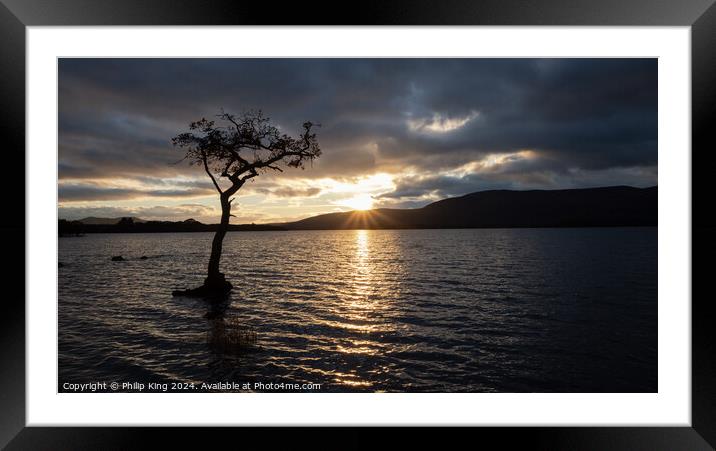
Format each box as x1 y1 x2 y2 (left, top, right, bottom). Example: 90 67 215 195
58 228 657 392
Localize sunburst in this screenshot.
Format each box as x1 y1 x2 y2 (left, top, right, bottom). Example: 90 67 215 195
340 194 374 211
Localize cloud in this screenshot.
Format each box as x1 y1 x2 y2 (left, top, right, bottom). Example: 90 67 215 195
58 58 657 217
407 111 480 133
380 163 658 207
58 182 214 201
254 186 322 198
58 204 219 222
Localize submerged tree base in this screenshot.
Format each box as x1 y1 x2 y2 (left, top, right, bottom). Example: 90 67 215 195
172 273 233 298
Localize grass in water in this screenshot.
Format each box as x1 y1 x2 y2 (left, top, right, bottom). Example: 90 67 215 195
207 316 258 355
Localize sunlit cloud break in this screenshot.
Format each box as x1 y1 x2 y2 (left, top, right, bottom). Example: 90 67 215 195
407 111 479 133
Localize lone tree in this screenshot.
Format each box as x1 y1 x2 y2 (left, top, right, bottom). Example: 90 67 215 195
171 111 321 297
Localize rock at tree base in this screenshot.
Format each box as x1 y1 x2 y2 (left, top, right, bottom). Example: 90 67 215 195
172 273 233 298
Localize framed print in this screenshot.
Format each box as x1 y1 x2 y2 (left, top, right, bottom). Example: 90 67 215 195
2 0 715 448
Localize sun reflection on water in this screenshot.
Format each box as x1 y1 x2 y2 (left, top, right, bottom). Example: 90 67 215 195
326 230 407 388
346 230 376 321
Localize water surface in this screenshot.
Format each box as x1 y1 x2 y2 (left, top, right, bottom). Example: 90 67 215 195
58 228 657 392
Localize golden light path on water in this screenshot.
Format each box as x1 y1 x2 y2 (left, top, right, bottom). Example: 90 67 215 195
333 230 391 387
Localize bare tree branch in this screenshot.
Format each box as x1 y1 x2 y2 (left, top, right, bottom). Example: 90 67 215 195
240 168 259 183
202 150 223 194
170 110 322 293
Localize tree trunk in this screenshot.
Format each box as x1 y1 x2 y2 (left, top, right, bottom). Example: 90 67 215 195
204 192 232 290
172 183 242 297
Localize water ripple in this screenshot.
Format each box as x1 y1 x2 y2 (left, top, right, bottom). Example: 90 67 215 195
59 228 657 392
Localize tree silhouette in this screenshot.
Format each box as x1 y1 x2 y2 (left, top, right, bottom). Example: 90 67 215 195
172 110 321 296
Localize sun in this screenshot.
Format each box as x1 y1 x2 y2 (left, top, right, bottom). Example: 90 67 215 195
341 194 374 211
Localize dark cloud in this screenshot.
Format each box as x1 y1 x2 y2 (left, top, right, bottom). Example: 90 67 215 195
59 58 657 202
58 184 214 201
254 186 322 198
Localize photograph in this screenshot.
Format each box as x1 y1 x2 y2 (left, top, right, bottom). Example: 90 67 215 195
57 57 658 394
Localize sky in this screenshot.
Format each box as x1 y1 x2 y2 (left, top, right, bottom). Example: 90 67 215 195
58 58 657 224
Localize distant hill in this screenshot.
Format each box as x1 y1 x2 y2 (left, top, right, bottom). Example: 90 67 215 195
281 186 657 230
78 216 146 225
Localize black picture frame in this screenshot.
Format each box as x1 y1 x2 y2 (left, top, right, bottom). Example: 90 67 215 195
2 0 713 448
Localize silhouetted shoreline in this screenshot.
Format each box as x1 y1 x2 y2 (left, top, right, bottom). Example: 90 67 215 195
59 219 286 236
